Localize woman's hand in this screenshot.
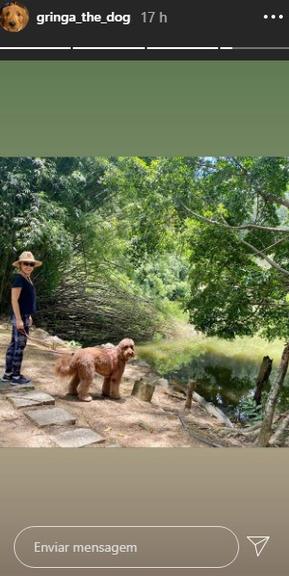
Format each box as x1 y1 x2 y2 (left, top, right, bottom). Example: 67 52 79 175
16 318 24 332
29 316 33 327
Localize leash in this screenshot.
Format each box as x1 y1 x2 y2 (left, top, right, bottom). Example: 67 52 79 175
21 328 75 356
20 328 104 356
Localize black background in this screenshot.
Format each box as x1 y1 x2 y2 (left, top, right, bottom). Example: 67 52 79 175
0 1 289 59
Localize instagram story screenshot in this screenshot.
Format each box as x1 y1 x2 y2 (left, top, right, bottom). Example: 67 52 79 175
0 1 288 575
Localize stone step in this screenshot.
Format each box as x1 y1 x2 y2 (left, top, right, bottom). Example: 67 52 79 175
51 428 105 448
0 382 35 394
24 407 76 428
6 391 55 409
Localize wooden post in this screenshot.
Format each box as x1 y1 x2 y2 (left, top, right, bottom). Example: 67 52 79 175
131 378 155 402
254 355 272 405
185 379 196 411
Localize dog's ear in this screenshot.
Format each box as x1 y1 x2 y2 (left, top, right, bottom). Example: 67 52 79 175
16 3 29 29
23 5 29 27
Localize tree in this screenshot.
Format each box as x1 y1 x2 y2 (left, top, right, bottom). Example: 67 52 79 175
0 157 169 341
120 156 289 444
175 157 289 445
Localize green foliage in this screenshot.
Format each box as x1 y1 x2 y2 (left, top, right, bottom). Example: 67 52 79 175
2 155 289 352
175 157 289 342
238 395 263 423
138 338 204 374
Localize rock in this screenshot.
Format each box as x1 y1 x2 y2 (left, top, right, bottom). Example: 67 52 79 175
31 328 48 340
48 335 66 347
129 359 151 369
6 391 55 409
51 428 105 448
24 407 76 427
31 328 66 347
158 378 169 388
0 382 35 394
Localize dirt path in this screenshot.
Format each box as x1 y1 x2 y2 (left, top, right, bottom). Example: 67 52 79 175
0 323 241 448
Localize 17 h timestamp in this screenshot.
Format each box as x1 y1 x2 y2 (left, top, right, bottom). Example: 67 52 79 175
141 11 168 24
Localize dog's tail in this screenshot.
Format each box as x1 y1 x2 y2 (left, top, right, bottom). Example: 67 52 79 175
55 353 76 378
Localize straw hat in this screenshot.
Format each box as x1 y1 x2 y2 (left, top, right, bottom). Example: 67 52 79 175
12 251 42 268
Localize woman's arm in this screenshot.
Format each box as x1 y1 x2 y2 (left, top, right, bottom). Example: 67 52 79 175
11 287 24 331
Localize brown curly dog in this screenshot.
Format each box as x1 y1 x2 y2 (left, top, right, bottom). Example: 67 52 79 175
55 338 135 402
0 1 29 32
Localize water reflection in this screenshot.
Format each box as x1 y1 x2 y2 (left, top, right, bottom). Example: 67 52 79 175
164 352 263 420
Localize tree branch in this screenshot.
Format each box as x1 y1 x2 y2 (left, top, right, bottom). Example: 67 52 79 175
223 158 289 210
238 238 289 277
257 190 289 210
181 203 289 278
262 238 286 253
226 222 289 233
182 204 289 233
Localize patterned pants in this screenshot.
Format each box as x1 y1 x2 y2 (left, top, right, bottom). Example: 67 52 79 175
5 316 30 376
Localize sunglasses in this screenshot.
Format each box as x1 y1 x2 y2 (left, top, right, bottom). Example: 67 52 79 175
22 262 35 268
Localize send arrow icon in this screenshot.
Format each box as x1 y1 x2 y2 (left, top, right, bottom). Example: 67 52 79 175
247 536 270 557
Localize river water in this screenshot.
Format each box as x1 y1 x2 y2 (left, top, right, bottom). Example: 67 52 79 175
164 349 289 422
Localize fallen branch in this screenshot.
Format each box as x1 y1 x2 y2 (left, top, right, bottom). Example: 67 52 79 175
219 428 260 441
243 422 262 432
164 390 185 401
178 413 223 448
192 391 234 428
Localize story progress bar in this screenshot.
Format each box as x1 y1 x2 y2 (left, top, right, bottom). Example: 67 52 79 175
1 46 289 51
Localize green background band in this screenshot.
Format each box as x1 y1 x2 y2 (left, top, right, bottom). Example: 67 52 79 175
1 59 289 576
1 60 289 156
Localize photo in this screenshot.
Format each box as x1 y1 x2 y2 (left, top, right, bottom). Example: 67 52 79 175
0 1 29 32
1 156 289 448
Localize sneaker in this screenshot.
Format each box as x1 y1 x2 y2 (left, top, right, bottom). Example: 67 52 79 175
11 375 31 385
1 372 12 382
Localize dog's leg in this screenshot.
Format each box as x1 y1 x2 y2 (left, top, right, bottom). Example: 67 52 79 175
77 363 94 402
109 376 122 400
102 375 121 399
109 366 125 399
78 379 93 402
102 368 124 400
102 376 111 398
68 373 80 396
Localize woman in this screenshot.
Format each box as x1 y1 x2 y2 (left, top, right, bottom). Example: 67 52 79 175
1 251 42 385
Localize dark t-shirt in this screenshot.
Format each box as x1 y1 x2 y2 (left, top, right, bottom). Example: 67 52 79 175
12 274 36 317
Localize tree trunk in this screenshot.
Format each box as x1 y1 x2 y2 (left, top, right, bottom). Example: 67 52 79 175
131 378 155 402
269 412 289 447
257 343 289 447
0 251 11 314
254 356 272 405
185 379 197 410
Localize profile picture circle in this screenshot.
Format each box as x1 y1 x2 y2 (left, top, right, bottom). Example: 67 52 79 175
0 1 29 32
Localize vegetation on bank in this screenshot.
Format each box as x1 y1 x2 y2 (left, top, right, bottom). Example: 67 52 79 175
138 331 288 375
